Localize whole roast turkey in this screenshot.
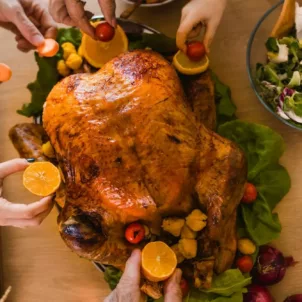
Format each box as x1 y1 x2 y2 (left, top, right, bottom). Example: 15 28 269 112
10 50 247 289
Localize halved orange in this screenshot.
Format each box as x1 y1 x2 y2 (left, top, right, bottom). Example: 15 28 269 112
142 241 177 282
173 50 209 75
81 21 128 68
23 162 61 197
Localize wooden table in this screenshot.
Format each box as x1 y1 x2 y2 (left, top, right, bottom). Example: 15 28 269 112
0 0 301 301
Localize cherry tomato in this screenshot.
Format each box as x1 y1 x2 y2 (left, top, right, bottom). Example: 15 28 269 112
241 183 258 204
236 255 254 273
186 41 206 62
95 22 115 42
180 277 190 297
125 222 145 244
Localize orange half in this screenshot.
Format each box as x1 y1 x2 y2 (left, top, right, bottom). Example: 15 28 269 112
81 22 128 68
23 162 61 197
142 241 177 282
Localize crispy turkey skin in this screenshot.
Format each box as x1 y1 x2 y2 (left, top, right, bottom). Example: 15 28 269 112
12 50 246 286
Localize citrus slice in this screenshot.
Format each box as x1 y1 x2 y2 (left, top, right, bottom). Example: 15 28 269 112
23 162 61 197
142 241 177 282
82 22 128 68
173 50 209 75
0 63 12 82
37 39 59 57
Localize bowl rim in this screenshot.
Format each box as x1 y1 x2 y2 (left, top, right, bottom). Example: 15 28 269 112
246 0 302 131
121 0 175 7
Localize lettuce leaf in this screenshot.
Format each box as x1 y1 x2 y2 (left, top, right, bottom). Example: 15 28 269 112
185 270 250 302
241 197 282 245
185 289 244 302
253 164 291 210
218 120 291 245
56 28 82 48
218 121 285 180
211 72 237 127
17 52 59 117
104 266 122 290
212 292 244 302
201 269 251 296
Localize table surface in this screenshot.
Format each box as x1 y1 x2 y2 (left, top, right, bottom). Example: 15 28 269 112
1 0 302 301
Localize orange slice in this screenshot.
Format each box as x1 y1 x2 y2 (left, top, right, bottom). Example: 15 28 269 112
81 21 128 68
0 63 12 82
37 39 59 57
23 162 61 197
271 0 295 38
173 50 209 75
142 241 177 282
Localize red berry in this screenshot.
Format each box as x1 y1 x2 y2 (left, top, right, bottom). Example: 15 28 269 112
95 22 115 42
236 255 254 273
180 277 190 297
241 183 258 204
125 222 145 244
186 41 206 62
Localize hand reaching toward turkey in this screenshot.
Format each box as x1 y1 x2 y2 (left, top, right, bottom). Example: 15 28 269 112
177 0 227 53
0 159 54 228
104 249 183 302
0 0 57 52
49 0 116 38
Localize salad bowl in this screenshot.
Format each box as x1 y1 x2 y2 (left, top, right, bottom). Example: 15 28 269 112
247 0 302 130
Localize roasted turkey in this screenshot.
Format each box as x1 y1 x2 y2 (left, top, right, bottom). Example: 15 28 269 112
10 50 247 289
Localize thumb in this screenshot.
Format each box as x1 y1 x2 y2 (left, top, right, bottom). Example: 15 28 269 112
164 269 183 302
12 6 44 46
119 249 141 286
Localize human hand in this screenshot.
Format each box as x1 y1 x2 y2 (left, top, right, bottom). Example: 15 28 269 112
177 0 227 53
0 0 57 52
0 159 54 228
49 0 116 38
104 249 183 302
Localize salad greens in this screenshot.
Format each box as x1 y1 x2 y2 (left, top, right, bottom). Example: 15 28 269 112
184 289 244 302
218 121 291 245
56 28 82 49
256 33 302 126
104 266 122 290
211 72 237 127
17 53 59 117
201 269 251 296
217 121 285 180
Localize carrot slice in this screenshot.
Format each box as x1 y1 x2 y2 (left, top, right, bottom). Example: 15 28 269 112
37 39 59 57
0 63 12 82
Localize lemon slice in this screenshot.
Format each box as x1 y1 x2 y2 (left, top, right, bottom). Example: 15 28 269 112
173 50 209 75
82 22 128 68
